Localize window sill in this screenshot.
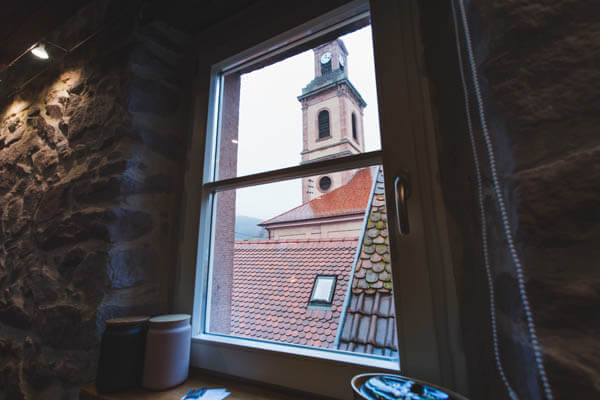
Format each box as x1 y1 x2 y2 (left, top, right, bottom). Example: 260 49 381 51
80 367 313 400
190 333 399 398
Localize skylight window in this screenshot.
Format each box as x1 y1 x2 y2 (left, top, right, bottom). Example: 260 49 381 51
309 275 337 306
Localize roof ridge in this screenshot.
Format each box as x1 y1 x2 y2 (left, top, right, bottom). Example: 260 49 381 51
234 237 359 245
260 166 377 226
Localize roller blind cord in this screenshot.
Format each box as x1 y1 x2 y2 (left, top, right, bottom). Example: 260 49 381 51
450 1 553 399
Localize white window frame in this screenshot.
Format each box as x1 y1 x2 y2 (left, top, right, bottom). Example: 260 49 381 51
309 275 337 306
176 0 468 398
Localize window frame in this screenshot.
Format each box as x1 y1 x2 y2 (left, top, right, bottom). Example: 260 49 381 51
308 275 337 307
176 0 468 397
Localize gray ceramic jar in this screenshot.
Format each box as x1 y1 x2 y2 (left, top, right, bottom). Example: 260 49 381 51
142 314 191 390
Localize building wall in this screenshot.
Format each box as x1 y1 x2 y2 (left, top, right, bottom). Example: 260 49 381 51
0 1 192 398
268 217 363 240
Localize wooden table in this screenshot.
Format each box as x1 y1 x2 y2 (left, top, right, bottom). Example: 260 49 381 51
80 369 320 400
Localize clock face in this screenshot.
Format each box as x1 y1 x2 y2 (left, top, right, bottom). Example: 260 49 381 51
338 54 344 66
320 52 332 64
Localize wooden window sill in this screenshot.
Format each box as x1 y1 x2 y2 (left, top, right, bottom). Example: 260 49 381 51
80 368 320 400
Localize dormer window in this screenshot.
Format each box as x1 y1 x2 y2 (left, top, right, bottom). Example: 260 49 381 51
309 275 337 307
318 110 330 139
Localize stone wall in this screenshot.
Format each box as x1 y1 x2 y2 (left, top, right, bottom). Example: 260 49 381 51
474 1 600 398
421 0 600 398
0 1 191 398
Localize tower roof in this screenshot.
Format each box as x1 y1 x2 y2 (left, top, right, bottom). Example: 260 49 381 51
298 71 366 107
260 167 377 227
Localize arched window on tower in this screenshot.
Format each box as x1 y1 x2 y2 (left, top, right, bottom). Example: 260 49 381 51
351 113 358 141
318 110 330 139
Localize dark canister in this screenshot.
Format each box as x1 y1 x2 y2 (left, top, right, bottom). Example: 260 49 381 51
96 316 149 393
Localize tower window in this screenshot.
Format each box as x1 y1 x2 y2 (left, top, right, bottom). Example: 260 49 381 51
352 113 358 141
321 60 332 74
319 176 332 192
318 110 330 139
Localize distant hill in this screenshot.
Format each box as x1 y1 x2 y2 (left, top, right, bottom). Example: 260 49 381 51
235 215 268 241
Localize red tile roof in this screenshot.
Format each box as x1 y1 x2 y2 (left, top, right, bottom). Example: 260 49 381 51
259 167 377 226
337 168 398 358
338 292 397 357
231 238 358 348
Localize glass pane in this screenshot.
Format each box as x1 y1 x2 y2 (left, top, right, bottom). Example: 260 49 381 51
207 166 398 358
215 26 381 181
312 277 335 303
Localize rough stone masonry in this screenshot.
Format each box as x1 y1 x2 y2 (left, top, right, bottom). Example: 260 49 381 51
0 1 191 398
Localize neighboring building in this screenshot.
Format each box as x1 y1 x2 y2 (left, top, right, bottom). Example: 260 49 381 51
298 39 367 203
259 166 377 240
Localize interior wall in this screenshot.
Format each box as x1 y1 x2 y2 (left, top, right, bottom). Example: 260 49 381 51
420 0 600 398
0 1 192 398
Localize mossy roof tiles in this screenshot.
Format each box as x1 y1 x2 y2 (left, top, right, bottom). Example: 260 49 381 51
337 168 398 358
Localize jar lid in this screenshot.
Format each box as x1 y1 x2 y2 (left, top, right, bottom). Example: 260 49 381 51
105 315 150 327
149 314 191 327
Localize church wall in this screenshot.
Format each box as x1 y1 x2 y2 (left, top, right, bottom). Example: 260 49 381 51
268 217 363 240
306 94 342 150
0 1 192 397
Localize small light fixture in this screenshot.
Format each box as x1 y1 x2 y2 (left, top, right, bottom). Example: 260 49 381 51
31 44 49 59
231 139 238 144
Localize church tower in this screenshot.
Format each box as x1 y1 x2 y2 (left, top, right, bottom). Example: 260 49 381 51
298 39 367 203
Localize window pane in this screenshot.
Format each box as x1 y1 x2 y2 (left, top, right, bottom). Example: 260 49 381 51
207 166 398 358
311 276 336 303
215 26 381 181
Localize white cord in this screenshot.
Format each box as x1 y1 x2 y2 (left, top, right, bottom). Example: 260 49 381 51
454 1 553 399
451 2 518 399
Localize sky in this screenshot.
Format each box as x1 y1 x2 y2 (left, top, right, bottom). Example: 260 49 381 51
232 26 380 221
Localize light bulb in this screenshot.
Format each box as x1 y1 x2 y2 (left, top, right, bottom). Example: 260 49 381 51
31 44 49 59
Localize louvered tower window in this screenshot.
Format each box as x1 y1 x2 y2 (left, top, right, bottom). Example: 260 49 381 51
318 110 330 139
351 113 357 141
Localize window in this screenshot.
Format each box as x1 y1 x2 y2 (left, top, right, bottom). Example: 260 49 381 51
352 112 358 141
180 1 467 397
318 109 330 139
309 276 337 307
319 175 332 191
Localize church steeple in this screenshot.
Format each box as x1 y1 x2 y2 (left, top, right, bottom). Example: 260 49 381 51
313 40 348 78
298 39 367 203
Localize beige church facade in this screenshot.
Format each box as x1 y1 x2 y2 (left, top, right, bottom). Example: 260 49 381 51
261 39 374 240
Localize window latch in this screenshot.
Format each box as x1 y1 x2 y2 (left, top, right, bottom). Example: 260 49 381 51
394 171 411 235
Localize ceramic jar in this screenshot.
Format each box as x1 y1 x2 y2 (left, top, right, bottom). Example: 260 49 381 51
142 314 191 390
96 316 149 393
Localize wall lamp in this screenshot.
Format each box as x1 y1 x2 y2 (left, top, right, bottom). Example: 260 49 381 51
30 43 49 59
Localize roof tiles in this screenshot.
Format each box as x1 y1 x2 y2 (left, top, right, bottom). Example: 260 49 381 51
352 171 392 294
231 238 358 349
337 168 398 358
260 167 377 226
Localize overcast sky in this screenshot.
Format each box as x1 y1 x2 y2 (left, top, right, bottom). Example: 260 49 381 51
233 26 380 221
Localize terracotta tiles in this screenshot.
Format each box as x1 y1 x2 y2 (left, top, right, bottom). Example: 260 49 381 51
231 238 358 349
260 167 377 226
337 168 398 358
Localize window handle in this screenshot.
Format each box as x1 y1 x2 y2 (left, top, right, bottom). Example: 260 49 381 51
394 172 411 235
